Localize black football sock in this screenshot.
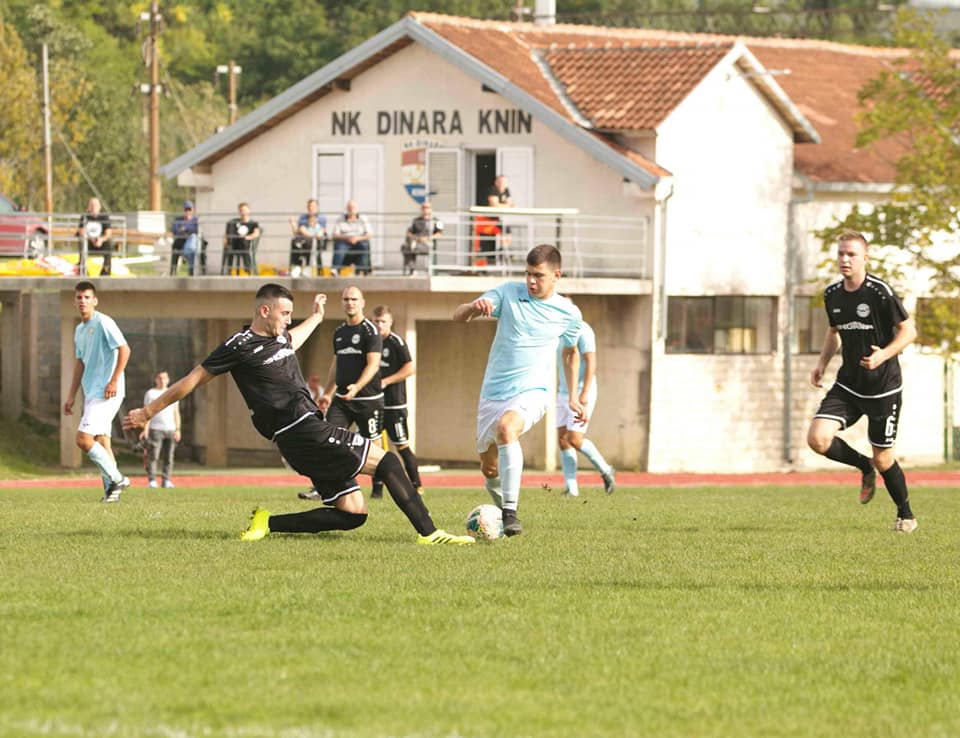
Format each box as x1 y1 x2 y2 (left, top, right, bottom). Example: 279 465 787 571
880 461 913 519
268 508 367 533
398 446 422 487
377 453 435 536
824 438 873 473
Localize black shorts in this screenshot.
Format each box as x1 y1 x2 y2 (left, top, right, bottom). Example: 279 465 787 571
275 413 371 504
815 384 902 449
384 407 410 445
326 396 384 440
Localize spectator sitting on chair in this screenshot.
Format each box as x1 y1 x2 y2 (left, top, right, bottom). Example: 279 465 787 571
403 201 443 276
222 202 260 275
289 198 326 278
76 197 114 276
332 200 372 275
170 201 204 276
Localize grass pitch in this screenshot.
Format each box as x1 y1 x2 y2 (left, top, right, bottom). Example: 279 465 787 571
0 482 958 738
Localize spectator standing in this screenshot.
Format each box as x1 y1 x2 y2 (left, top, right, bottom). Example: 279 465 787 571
63 281 131 502
332 200 372 275
141 370 181 488
76 198 114 276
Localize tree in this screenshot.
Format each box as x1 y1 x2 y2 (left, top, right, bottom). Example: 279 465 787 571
817 8 960 350
0 18 39 202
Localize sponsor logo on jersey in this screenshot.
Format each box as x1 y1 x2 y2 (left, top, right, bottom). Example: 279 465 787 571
337 347 363 355
263 347 296 365
836 320 874 331
856 303 871 318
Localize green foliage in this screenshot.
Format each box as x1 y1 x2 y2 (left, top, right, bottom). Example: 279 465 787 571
817 9 960 352
0 484 958 736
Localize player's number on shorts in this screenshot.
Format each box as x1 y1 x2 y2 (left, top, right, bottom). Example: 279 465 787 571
368 416 379 436
885 415 896 439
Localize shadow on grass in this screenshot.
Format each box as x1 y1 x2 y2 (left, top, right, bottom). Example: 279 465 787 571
64 528 233 541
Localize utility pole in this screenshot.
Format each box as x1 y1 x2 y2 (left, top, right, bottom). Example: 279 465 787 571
140 1 163 210
41 44 53 216
216 61 242 125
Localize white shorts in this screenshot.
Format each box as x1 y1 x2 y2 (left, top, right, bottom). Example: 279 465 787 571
476 389 549 453
78 395 124 437
557 383 598 433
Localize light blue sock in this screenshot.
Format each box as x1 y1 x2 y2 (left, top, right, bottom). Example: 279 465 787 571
579 439 611 475
560 447 579 495
498 441 523 512
485 477 503 508
87 442 122 484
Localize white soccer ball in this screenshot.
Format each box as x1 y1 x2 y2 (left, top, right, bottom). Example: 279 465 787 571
465 504 504 541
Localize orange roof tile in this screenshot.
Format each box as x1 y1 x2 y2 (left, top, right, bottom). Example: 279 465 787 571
541 45 733 130
414 12 945 184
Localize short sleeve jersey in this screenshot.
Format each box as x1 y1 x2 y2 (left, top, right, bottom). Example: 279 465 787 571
380 332 412 408
824 274 909 398
557 321 597 397
144 387 178 432
75 312 126 399
78 213 112 244
480 282 583 401
333 319 382 399
225 218 259 245
201 328 315 439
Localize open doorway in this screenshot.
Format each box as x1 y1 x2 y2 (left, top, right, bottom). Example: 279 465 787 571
473 152 496 206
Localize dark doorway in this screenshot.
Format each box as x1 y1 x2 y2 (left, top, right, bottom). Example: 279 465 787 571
474 153 496 206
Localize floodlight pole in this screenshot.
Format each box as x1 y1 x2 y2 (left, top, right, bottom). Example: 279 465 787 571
147 0 162 210
42 43 54 217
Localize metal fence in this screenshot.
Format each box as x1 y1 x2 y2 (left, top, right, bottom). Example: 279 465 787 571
33 209 651 279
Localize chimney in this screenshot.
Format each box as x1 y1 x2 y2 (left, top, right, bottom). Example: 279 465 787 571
534 0 556 25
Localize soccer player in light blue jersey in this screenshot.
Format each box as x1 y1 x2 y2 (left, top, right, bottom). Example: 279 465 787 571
556 318 615 497
63 281 131 503
453 245 584 536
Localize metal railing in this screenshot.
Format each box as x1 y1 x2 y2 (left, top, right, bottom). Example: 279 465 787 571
17 209 652 279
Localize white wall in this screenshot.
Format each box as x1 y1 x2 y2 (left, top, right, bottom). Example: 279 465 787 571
647 58 796 471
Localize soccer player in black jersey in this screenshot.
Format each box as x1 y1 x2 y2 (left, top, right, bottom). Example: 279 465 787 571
370 305 423 497
317 285 386 496
807 231 918 533
123 284 472 545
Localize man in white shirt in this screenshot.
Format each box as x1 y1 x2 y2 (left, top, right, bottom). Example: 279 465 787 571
140 370 181 488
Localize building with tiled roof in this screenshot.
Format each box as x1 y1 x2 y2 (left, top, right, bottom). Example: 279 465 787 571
160 12 951 473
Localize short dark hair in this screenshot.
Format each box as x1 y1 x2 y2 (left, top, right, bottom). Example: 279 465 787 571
838 231 869 248
527 244 562 270
255 283 293 303
74 280 96 294
372 305 392 318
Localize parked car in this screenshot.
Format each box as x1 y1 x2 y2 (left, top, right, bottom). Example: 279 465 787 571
0 194 48 258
